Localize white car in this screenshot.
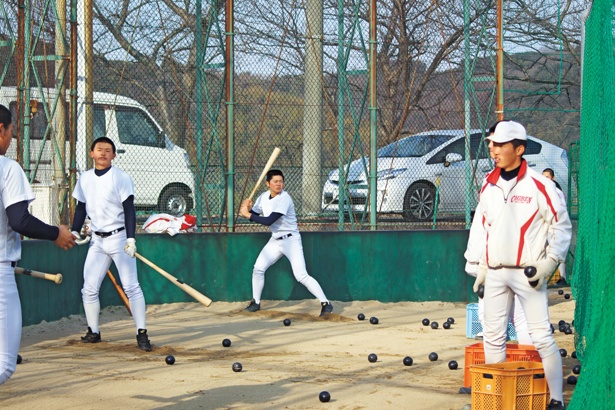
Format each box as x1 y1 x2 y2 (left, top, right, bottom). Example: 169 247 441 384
322 129 569 221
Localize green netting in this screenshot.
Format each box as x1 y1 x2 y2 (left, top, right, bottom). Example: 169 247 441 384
569 2 615 408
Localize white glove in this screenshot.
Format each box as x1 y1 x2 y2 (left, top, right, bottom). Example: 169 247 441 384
525 257 558 288
72 230 91 246
472 263 488 295
124 238 137 258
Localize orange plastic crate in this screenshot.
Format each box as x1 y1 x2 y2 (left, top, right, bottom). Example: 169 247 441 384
470 361 549 410
463 343 542 388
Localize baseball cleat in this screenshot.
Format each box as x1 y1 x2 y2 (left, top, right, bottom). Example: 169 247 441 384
245 299 261 312
320 301 333 316
546 399 565 410
136 329 152 351
81 327 101 343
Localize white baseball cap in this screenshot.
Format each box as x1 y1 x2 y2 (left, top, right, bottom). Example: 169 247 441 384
486 120 527 143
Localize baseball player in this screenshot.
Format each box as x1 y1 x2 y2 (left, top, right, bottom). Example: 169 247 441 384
71 136 152 351
0 104 76 385
239 169 333 316
464 121 571 410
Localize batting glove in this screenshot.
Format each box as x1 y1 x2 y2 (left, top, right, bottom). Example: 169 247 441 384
72 230 91 246
472 263 488 295
124 238 137 258
525 257 558 289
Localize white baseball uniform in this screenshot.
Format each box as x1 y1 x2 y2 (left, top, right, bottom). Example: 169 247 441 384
250 190 328 303
0 157 34 384
465 159 572 403
72 167 147 334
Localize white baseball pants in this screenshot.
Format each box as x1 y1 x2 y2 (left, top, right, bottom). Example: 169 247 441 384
82 231 146 333
0 263 20 385
483 266 563 402
251 234 327 303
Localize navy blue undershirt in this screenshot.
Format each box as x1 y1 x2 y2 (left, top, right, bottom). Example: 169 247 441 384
6 201 59 240
249 211 283 226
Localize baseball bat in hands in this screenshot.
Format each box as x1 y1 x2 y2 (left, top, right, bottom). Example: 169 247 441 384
135 252 212 307
15 267 63 284
248 147 281 201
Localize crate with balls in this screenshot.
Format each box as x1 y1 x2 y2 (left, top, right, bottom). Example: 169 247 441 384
463 342 542 388
470 361 549 410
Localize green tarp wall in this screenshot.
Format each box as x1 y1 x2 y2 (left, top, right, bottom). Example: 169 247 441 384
17 230 474 326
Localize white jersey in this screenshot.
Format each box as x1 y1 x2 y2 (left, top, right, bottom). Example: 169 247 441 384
0 157 34 263
252 190 299 239
72 167 134 233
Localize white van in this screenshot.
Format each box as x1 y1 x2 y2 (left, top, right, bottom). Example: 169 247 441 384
0 87 195 217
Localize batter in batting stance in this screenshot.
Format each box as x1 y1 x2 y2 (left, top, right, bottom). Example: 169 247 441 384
0 104 76 384
464 121 571 410
71 137 152 351
239 169 333 316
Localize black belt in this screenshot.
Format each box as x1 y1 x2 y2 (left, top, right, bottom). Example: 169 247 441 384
11 261 16 267
95 227 125 238
276 233 293 240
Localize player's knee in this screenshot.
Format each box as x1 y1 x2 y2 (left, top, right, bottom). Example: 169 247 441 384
295 273 312 286
252 265 266 277
81 287 99 303
531 332 559 358
123 284 144 300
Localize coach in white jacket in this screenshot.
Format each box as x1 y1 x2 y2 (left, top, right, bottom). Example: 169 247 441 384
464 121 571 410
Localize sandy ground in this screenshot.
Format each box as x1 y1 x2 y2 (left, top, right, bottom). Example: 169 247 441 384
1 290 578 410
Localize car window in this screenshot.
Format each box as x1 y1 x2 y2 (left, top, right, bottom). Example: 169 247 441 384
426 138 465 164
93 105 107 140
115 106 162 147
377 134 454 157
525 139 542 155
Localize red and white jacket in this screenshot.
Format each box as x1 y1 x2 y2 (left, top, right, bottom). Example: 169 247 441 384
465 160 572 274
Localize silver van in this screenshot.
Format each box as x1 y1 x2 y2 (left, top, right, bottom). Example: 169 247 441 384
0 87 195 218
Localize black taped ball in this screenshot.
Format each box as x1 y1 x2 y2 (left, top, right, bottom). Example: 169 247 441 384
222 338 232 347
357 313 365 321
369 317 379 325
368 353 378 363
165 355 175 365
232 362 242 372
443 321 451 330
524 266 537 277
283 318 291 326
428 352 438 362
558 320 566 326
319 391 331 403
572 364 581 375
550 323 555 334
558 289 564 295
16 354 22 365
559 348 567 358
571 351 577 359
564 294 571 299
567 375 577 385
447 317 455 324
422 318 430 326
565 328 573 335
448 360 458 370
430 321 438 329
403 356 413 366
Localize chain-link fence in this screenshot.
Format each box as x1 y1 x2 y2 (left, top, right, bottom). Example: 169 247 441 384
0 0 586 231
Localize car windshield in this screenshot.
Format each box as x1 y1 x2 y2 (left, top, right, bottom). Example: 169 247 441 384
377 134 456 158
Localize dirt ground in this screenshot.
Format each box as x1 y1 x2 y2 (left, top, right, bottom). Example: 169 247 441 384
1 290 578 410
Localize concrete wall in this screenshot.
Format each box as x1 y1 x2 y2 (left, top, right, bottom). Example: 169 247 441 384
17 230 474 326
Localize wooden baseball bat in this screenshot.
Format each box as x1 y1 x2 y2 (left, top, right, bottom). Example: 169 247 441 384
107 270 132 316
15 267 63 284
135 252 212 307
248 147 281 201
